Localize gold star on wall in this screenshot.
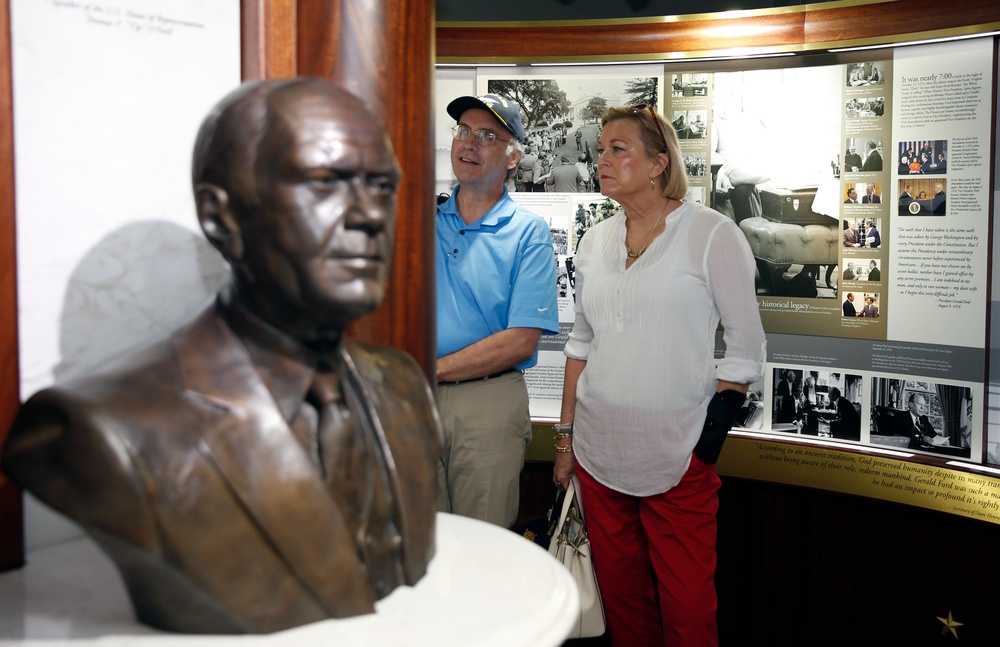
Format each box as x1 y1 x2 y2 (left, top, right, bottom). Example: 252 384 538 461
937 611 963 639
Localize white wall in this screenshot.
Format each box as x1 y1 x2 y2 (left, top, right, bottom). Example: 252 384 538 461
12 0 241 550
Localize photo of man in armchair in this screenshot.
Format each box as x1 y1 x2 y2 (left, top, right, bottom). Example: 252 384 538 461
710 66 854 305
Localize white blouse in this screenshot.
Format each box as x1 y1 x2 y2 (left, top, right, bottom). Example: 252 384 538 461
564 202 766 496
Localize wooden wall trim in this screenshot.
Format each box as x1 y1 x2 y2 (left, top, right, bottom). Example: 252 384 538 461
241 0 297 81
436 0 1000 61
0 0 24 571
297 0 437 376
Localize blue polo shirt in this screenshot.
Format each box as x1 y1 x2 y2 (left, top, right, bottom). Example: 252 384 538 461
436 187 559 370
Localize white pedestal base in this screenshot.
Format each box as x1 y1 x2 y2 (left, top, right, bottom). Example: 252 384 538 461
0 513 578 646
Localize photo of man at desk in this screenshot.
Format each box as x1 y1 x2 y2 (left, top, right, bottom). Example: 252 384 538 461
870 378 972 458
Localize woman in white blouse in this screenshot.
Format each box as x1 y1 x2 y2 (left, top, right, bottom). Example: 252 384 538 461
553 105 766 647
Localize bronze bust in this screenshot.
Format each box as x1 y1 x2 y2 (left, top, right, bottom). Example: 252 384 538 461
2 78 442 634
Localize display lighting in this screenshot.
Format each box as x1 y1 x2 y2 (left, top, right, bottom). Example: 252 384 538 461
945 461 1000 477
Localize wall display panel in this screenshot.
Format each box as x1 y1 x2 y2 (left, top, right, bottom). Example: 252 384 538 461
11 0 241 550
435 35 1000 522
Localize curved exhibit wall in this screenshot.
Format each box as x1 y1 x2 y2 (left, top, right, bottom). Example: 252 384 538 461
434 6 1000 524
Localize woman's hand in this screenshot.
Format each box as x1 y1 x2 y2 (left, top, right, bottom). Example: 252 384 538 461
553 450 575 489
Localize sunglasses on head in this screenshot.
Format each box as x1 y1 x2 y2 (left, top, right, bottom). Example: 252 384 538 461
630 104 669 154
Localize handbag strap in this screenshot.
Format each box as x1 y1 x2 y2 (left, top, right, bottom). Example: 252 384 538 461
551 475 585 546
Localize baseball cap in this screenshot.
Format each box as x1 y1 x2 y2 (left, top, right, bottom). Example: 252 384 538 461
447 94 526 144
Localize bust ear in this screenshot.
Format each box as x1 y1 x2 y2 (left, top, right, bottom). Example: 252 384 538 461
195 183 243 262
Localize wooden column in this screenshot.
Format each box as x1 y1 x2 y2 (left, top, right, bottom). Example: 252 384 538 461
0 0 23 572
241 0 297 81
297 0 437 377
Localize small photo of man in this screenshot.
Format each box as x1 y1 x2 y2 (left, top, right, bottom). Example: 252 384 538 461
842 292 858 317
859 293 880 318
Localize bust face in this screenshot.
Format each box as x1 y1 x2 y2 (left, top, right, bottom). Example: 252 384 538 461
234 86 401 337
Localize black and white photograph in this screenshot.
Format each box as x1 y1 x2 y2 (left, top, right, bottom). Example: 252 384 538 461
870 378 972 457
845 96 885 118
572 196 621 253
898 179 946 216
684 186 707 206
846 61 885 86
711 65 843 304
671 109 707 140
844 137 883 172
771 368 863 441
480 68 662 194
736 380 765 430
683 152 708 177
896 139 947 175
841 259 881 283
671 72 708 97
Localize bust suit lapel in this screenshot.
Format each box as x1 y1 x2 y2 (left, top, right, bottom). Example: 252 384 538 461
169 307 377 617
341 339 440 584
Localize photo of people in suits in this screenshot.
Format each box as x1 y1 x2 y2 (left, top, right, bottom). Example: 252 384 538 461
846 62 885 86
771 368 862 441
859 293 880 318
842 218 864 247
845 96 884 118
898 179 947 216
870 378 972 458
843 292 857 317
845 137 883 172
896 139 948 175
862 218 881 248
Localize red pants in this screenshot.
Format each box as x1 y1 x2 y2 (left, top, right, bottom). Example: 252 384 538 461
576 456 721 647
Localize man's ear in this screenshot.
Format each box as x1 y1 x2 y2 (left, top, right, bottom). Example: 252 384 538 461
507 148 522 171
194 183 243 262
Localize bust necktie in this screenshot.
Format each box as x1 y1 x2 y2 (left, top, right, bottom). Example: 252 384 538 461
301 360 404 598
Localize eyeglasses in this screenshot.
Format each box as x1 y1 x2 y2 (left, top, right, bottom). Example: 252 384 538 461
451 124 508 146
630 104 669 154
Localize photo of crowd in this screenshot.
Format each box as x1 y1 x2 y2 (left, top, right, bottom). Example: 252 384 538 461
482 74 660 194
684 152 708 177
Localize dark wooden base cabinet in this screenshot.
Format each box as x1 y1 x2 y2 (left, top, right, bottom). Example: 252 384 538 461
518 462 1000 646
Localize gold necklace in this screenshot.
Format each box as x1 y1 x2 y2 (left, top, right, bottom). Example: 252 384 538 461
625 201 668 260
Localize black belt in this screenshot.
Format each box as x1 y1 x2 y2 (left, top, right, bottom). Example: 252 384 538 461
438 367 521 386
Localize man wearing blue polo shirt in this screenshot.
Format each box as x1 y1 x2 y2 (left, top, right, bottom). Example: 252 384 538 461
436 94 559 528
